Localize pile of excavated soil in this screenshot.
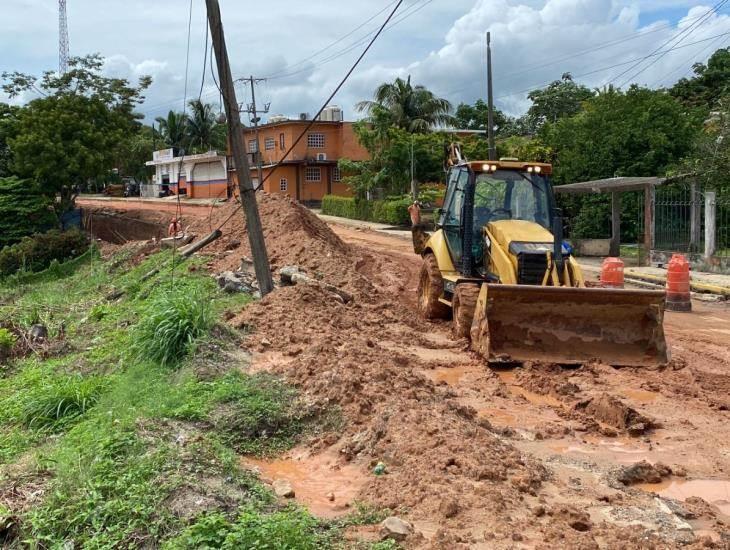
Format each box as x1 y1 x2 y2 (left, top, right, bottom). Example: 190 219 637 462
218 195 722 548
200 194 380 298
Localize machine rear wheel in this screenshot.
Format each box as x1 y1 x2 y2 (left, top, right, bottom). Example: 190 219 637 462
418 254 450 319
452 284 480 339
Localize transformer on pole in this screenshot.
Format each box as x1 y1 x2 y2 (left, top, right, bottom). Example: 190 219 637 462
59 0 69 74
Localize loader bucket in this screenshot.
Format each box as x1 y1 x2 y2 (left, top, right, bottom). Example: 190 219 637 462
475 285 669 367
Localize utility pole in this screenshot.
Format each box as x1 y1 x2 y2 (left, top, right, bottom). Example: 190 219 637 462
486 32 496 161
206 0 274 295
241 76 270 189
410 135 417 201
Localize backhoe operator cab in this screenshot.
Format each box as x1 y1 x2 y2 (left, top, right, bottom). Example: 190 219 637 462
439 160 560 282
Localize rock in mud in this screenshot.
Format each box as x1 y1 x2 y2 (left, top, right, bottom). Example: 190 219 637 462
439 498 460 518
28 324 48 341
380 516 413 541
216 271 255 294
575 393 653 434
617 460 672 485
272 479 295 498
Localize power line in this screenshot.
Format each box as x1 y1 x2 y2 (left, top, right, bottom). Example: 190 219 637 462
650 33 729 88
266 0 433 81
490 31 730 103
612 0 728 87
263 0 399 79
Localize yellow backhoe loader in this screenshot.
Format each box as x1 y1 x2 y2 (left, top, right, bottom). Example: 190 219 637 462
413 154 669 367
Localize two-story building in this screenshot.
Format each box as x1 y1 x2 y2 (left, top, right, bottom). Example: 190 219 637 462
231 110 370 205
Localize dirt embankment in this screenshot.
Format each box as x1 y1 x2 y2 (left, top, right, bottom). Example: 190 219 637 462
193 194 730 548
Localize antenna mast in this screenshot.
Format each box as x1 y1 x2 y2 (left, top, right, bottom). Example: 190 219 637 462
59 0 69 74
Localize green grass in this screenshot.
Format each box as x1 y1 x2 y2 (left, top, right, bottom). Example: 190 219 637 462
0 247 383 548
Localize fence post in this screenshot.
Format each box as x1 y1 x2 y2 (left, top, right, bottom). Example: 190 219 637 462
705 191 717 260
690 182 702 252
610 191 621 257
643 185 655 266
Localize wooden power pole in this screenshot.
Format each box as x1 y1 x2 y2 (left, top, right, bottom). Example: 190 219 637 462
206 0 274 295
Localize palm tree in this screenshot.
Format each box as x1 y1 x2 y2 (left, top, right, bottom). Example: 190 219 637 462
155 110 187 151
356 75 453 132
185 99 217 152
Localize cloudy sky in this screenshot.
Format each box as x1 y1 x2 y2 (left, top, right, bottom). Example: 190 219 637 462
2 0 730 123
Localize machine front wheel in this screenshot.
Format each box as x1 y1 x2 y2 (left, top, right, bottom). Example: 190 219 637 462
452 284 480 339
417 254 450 319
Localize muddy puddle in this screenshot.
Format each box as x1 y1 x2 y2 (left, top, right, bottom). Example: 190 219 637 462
242 448 367 518
638 479 730 516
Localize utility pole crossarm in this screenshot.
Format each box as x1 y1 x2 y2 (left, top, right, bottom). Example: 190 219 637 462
206 0 274 295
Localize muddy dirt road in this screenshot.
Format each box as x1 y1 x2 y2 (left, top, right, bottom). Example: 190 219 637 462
90 197 730 547
320 222 730 547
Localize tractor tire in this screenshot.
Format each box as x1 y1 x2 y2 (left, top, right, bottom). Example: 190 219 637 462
452 284 480 339
417 254 450 319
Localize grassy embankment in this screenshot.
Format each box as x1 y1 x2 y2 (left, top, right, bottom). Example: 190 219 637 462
0 246 394 549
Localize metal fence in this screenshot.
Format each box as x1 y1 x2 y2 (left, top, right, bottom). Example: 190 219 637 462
643 182 730 271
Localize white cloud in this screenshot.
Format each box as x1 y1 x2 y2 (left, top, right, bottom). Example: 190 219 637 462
1 0 729 121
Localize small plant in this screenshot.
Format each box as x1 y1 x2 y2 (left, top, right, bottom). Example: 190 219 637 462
133 288 214 367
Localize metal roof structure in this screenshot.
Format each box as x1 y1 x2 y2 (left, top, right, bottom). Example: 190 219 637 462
553 177 667 195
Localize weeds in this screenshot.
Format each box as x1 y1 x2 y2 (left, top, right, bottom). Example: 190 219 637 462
133 286 214 367
21 373 107 430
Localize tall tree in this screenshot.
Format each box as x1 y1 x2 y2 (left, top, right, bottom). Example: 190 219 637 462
0 103 17 178
525 73 594 131
671 47 730 110
543 86 700 240
186 100 214 152
155 110 188 151
2 54 151 216
356 75 453 133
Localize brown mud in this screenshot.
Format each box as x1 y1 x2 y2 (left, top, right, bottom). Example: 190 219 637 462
91 195 730 547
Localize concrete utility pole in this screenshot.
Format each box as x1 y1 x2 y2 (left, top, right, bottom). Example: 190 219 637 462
206 0 274 295
241 76 270 189
486 32 496 161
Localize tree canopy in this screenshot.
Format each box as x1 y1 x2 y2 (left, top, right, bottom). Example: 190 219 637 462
2 54 151 215
356 76 453 133
525 73 594 131
671 47 730 110
155 100 227 154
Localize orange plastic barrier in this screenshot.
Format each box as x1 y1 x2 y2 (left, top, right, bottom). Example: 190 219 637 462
665 254 691 312
600 257 624 289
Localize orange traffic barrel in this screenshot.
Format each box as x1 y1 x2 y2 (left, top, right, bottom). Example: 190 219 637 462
600 257 624 288
666 254 691 312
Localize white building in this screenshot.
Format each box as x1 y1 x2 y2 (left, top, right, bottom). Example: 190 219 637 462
144 149 229 199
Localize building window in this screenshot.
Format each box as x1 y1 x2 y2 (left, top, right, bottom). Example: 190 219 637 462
280 178 288 192
307 133 325 148
332 166 341 182
248 139 258 153
305 167 321 182
265 137 275 150
279 133 285 150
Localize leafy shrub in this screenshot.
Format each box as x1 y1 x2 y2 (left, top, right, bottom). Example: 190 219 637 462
0 228 89 278
133 287 214 367
321 195 411 225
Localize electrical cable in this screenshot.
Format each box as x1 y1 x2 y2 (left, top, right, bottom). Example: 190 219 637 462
213 0 406 233
650 33 729 88
171 0 195 284
611 0 728 87
266 0 432 81
263 0 400 79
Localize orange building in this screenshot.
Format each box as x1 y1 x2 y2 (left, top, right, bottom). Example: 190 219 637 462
229 118 369 205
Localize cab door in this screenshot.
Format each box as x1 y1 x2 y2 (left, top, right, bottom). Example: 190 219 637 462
441 168 469 269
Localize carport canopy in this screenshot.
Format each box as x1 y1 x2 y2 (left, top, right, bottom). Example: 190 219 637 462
554 177 667 257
